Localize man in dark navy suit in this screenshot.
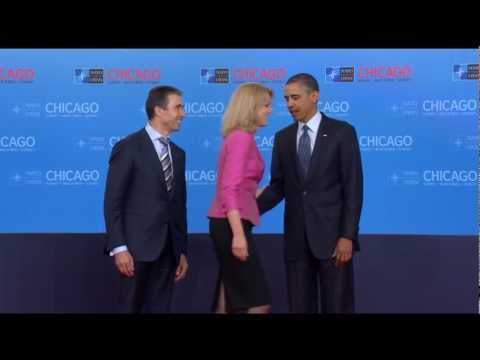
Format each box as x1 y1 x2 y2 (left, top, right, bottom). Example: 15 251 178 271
257 73 363 313
104 85 188 313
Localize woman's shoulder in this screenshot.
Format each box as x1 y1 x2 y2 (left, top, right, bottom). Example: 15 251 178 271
226 128 254 143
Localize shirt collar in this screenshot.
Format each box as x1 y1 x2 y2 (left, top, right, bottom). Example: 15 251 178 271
145 122 169 142
300 111 322 133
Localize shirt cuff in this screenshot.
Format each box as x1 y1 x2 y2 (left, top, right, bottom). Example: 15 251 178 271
110 245 128 256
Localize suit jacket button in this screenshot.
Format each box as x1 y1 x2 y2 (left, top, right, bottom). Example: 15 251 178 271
303 191 307 196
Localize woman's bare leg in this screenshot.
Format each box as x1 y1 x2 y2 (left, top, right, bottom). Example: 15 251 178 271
246 304 271 314
215 281 228 314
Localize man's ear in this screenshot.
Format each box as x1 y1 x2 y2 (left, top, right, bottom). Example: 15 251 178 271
154 105 164 117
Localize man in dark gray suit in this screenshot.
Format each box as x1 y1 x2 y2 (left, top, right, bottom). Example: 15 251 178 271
104 85 189 313
257 73 363 313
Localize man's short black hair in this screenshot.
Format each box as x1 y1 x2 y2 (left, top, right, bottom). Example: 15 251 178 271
145 85 183 120
286 73 319 93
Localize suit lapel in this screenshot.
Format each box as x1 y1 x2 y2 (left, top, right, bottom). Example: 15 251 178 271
305 113 331 185
286 123 303 186
170 142 182 194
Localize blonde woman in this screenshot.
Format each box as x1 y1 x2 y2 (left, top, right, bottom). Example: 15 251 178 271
208 83 273 314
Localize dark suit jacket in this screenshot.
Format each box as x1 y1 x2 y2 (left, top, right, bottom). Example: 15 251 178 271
257 113 363 261
104 128 187 262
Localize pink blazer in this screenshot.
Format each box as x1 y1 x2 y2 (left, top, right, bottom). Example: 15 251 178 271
208 129 265 226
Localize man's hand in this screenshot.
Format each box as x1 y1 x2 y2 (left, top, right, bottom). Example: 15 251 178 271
333 237 353 267
175 254 189 283
114 250 135 277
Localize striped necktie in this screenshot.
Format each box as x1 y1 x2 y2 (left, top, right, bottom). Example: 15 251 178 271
158 137 173 192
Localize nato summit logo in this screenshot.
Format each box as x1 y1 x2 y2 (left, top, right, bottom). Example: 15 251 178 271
453 64 479 81
200 68 229 84
74 68 104 84
325 67 354 83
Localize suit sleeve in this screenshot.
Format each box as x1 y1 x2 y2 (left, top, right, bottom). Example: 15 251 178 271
339 125 363 240
103 141 133 253
257 132 285 214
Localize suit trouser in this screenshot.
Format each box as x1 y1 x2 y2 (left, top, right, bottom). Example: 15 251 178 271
285 246 355 314
117 241 176 314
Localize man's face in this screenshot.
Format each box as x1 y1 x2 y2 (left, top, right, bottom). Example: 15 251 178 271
155 94 185 132
284 82 319 123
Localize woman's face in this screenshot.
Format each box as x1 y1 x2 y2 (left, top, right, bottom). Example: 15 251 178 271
256 94 273 128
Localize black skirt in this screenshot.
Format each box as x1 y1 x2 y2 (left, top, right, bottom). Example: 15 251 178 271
209 217 271 311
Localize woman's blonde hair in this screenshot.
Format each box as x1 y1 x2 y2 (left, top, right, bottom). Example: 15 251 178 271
222 83 273 138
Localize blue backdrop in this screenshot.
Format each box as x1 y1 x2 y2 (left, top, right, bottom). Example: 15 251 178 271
0 49 477 235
